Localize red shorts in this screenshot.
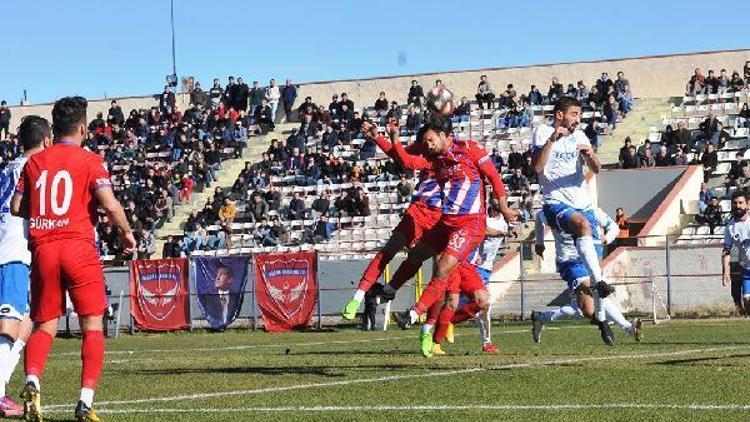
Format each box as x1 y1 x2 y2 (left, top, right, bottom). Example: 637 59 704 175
30 240 107 323
448 262 488 296
423 214 486 262
393 202 442 248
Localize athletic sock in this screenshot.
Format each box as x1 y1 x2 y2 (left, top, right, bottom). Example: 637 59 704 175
413 277 449 315
425 300 442 326
451 301 482 325
356 250 393 292
80 387 95 408
25 330 54 381
421 323 434 335
477 304 492 345
539 303 582 323
81 330 105 391
574 236 603 283
0 335 13 387
352 289 366 302
603 298 633 333
25 375 40 390
433 306 456 344
388 259 422 291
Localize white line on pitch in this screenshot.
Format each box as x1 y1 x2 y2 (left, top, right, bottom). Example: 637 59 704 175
42 344 750 411
44 403 750 415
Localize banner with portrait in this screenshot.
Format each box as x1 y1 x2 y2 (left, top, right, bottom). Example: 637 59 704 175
130 258 190 331
194 256 250 330
254 251 318 332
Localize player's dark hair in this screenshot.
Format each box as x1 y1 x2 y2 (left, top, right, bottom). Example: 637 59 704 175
553 96 582 115
52 96 88 137
732 191 748 202
17 115 51 151
417 116 453 141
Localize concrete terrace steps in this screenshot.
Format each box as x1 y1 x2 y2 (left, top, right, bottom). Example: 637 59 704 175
598 97 674 166
153 123 298 253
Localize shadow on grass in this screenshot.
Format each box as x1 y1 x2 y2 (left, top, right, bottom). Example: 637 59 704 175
653 352 750 366
114 363 436 378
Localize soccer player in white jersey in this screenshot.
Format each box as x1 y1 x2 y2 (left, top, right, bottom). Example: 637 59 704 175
0 116 51 417
722 192 750 314
531 208 642 345
530 96 613 344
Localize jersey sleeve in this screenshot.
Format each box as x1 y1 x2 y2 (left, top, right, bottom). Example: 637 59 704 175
723 224 734 252
15 165 27 195
473 143 506 198
390 140 431 170
373 135 394 156
575 130 592 148
89 158 113 193
531 125 550 155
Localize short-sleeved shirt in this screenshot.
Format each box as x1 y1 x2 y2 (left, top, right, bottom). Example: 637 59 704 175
476 215 508 271
723 217 750 269
16 142 112 247
532 124 593 210
0 156 30 265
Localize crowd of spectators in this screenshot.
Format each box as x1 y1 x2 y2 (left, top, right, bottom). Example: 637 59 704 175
685 63 750 97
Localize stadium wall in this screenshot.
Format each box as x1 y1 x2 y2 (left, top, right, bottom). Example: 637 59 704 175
6 49 749 130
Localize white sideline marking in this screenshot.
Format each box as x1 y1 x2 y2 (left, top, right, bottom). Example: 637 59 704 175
47 403 750 414
42 345 750 411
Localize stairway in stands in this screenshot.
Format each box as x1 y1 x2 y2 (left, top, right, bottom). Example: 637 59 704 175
597 97 674 166
154 123 298 255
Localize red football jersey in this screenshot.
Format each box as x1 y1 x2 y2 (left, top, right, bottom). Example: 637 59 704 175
16 142 112 246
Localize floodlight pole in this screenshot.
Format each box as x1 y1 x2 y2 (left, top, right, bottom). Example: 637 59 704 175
170 0 177 79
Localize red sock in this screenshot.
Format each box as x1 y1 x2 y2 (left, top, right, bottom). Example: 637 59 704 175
388 259 421 291
433 306 456 344
81 330 105 389
25 330 54 378
414 277 448 314
452 301 483 324
425 300 443 325
356 251 393 291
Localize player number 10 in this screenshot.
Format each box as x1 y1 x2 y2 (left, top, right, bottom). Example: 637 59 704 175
35 170 73 216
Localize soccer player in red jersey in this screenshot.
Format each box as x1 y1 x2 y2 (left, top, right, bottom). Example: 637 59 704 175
386 117 516 329
340 119 443 320
11 96 135 422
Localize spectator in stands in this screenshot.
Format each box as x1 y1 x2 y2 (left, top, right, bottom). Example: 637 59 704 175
745 61 750 85
328 94 340 117
699 112 719 143
245 193 268 223
108 100 124 126
637 140 652 159
385 101 402 123
640 148 656 168
603 95 619 130
155 190 174 224
673 148 688 166
717 69 731 97
254 98 275 132
675 121 693 151
687 68 706 96
546 77 563 103
587 85 604 110
618 137 633 166
336 123 352 145
159 85 176 113
0 100 10 139
621 146 639 169
449 97 470 124
248 81 263 114
619 84 634 115
507 143 524 170
576 81 590 103
396 176 413 203
508 168 530 196
219 198 237 223
209 78 223 106
374 91 389 122
281 79 297 123
736 103 750 129
564 83 578 99
404 106 423 136
730 71 746 92
498 84 517 109
353 188 371 217
190 81 207 106
179 173 195 203
311 191 331 219
596 72 614 95
527 85 543 105
408 80 425 107
699 182 716 213
334 190 355 216
701 143 718 182
695 197 723 234
235 77 250 111
584 119 600 151
614 71 630 95
655 146 673 167
711 121 731 149
615 208 630 245
706 69 721 95
313 214 337 243
475 75 495 109
339 93 354 112
288 191 307 220
136 227 156 260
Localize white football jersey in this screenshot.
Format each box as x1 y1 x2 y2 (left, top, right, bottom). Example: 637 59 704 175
0 156 31 266
724 217 750 269
532 124 593 210
477 215 508 271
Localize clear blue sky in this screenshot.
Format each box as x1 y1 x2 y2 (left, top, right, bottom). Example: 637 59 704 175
3 0 749 105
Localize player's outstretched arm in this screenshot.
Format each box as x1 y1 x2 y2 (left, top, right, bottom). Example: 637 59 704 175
390 137 430 170
531 126 569 173
95 186 136 256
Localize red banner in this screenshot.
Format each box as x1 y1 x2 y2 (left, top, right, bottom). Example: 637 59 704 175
254 251 318 332
130 258 191 331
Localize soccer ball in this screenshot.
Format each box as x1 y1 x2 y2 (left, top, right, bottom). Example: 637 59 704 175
426 86 455 116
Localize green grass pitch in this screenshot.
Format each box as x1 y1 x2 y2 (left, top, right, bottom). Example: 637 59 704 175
14 319 750 421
